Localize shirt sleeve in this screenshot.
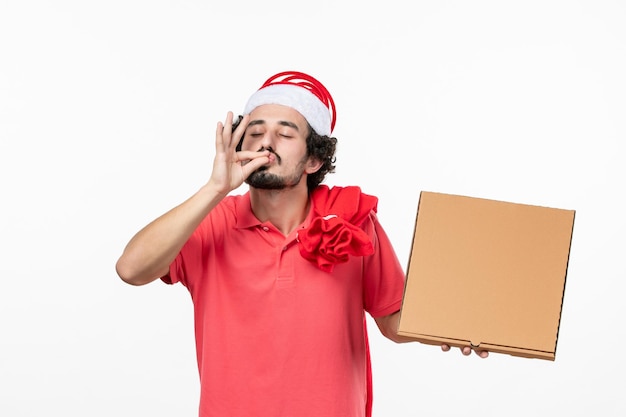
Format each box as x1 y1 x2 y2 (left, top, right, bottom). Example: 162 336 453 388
160 231 201 288
361 212 406 318
159 196 238 290
159 207 222 289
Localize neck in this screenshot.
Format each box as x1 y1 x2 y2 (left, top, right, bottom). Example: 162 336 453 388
249 184 310 236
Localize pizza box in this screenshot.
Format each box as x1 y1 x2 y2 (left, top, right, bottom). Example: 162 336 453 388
397 191 575 360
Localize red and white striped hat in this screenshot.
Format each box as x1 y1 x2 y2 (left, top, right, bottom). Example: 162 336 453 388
244 71 337 136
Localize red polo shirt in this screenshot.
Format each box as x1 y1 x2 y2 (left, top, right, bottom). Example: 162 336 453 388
163 190 405 417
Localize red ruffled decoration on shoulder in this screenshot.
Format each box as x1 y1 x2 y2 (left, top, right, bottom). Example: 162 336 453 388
297 185 378 272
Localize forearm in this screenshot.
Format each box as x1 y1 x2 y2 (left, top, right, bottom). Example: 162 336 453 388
116 183 226 285
374 311 416 344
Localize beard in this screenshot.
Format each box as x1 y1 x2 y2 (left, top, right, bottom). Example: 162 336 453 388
245 166 304 190
245 153 307 190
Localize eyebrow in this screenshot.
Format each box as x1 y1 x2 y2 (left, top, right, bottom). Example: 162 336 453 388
248 119 300 131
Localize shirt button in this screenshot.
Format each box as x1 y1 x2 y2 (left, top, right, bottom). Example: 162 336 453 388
282 246 288 251
262 226 269 231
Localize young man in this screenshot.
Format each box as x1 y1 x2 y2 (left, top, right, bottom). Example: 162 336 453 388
116 71 485 417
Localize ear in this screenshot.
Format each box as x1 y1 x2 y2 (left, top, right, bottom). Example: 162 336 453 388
304 157 323 174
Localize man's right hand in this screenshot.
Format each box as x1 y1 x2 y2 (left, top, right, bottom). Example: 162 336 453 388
209 111 270 195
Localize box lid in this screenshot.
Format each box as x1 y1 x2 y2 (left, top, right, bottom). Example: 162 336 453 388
397 191 575 360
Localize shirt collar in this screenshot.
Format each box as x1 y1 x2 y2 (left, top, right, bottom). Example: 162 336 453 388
235 192 260 229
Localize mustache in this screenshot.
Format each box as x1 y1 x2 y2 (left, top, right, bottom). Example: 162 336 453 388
257 147 281 164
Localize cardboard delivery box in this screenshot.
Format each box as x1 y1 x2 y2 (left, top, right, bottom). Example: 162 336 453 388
397 191 575 360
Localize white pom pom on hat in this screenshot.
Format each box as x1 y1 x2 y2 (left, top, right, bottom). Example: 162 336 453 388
243 71 336 136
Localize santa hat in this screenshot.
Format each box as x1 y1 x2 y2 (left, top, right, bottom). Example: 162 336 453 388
243 71 336 136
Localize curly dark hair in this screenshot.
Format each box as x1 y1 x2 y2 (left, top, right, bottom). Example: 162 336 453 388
233 115 337 192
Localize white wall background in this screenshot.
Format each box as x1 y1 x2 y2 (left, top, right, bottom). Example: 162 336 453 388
1 0 624 415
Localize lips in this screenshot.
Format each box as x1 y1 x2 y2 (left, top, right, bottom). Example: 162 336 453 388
256 148 280 165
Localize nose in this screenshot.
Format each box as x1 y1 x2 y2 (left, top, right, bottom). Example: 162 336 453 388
258 131 275 150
